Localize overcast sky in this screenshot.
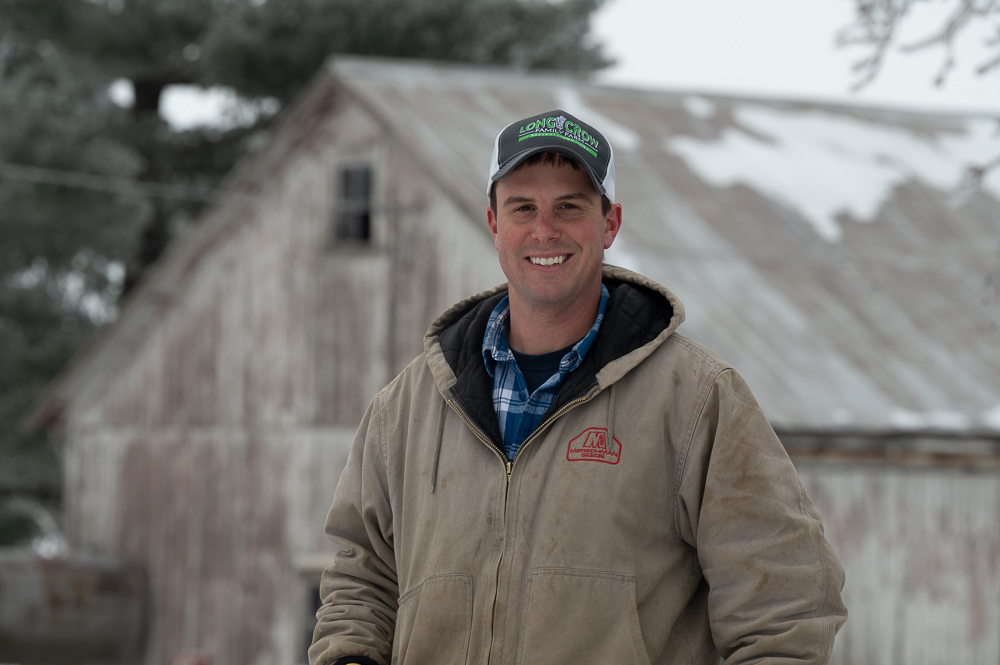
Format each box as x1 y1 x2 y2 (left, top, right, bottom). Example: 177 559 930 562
159 0 998 128
590 0 998 114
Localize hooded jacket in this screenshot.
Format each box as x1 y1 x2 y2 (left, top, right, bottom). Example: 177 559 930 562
310 265 847 665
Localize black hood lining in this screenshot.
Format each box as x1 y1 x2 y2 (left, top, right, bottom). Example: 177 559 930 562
436 279 674 447
437 291 508 445
558 279 673 403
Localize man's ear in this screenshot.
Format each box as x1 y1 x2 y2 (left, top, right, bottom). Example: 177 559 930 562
603 202 623 249
486 206 499 246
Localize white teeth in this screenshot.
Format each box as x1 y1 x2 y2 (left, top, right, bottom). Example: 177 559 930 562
530 255 567 266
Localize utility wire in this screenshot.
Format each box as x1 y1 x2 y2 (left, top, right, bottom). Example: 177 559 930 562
0 160 417 215
0 160 220 203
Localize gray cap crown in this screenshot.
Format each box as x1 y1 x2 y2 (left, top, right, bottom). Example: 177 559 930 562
487 109 616 203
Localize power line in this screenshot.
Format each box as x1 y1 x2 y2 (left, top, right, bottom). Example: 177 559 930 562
0 160 221 203
0 160 422 216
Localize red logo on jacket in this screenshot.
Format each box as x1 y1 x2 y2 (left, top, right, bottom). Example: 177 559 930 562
566 427 621 464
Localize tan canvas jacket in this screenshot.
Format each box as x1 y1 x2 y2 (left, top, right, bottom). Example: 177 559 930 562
310 265 847 665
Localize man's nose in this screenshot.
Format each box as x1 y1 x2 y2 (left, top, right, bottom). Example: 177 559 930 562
531 209 559 242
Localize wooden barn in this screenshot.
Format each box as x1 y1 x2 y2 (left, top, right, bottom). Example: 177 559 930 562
28 56 1000 665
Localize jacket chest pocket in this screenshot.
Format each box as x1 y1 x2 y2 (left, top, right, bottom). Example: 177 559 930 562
515 568 652 665
393 574 473 665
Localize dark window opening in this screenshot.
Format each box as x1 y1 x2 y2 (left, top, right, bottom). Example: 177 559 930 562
333 166 373 243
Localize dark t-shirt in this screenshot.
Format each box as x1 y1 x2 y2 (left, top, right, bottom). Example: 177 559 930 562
511 344 575 395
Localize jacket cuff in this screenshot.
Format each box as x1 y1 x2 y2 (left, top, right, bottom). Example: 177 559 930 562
330 658 380 665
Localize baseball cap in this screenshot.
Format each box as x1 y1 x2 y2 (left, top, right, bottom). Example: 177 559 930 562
487 109 616 203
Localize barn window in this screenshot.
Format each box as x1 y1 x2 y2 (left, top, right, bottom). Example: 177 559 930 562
333 165 374 244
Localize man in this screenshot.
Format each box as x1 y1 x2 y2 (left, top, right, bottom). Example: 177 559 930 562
309 109 847 665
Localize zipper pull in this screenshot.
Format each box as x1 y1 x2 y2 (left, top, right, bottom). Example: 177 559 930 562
506 461 512 479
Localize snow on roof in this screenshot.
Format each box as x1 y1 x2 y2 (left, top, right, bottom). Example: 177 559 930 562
667 105 1000 242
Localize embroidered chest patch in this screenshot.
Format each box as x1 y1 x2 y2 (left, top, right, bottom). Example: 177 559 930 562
566 427 621 464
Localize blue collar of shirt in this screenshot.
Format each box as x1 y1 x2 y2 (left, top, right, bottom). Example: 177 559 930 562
483 283 610 378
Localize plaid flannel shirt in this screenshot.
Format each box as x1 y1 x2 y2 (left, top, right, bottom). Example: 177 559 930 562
482 284 610 461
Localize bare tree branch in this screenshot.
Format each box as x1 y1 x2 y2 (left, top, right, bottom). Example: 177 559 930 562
839 0 1000 88
950 146 1000 207
837 0 914 90
899 0 977 53
977 23 1000 73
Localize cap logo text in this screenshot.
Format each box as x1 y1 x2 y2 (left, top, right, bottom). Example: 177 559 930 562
518 114 600 158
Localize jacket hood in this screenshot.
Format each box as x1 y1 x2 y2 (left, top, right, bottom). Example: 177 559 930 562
314 263 846 665
422 265 685 444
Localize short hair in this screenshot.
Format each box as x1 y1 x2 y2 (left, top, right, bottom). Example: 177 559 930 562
489 152 612 216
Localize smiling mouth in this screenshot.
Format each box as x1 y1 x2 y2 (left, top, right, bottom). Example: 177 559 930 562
529 255 568 266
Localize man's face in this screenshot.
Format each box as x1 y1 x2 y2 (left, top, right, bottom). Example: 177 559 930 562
486 159 622 317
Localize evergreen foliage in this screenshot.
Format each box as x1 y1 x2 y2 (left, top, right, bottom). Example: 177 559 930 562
0 0 610 503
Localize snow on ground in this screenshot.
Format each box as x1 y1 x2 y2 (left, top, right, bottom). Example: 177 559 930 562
666 104 1000 242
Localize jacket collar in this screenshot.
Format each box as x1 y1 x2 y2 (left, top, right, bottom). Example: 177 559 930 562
423 265 685 446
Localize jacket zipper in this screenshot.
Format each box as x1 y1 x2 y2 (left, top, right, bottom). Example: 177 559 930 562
488 462 511 665
513 395 591 463
446 399 510 665
448 393 593 665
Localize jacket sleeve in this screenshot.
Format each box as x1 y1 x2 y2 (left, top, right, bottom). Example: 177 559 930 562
676 368 848 664
309 395 398 665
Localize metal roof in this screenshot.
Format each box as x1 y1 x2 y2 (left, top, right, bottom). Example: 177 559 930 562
331 56 1000 434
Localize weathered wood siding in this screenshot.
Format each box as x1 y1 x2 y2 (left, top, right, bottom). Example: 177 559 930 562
65 427 353 665
70 94 500 432
61 86 502 665
796 461 1000 665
